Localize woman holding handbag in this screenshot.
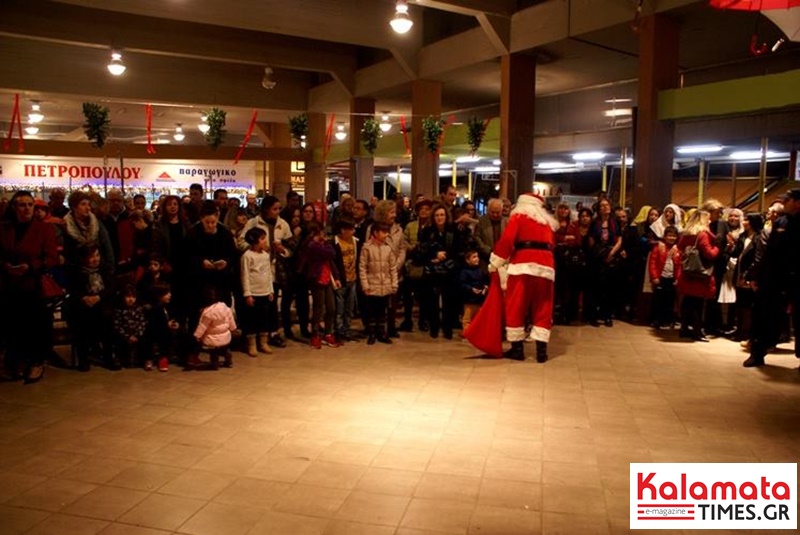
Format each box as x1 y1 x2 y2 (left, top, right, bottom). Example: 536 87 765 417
677 210 720 342
0 191 59 383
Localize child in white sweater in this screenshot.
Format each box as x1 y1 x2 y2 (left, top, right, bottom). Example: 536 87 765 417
240 227 274 356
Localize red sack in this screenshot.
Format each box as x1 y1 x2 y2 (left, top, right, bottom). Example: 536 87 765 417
463 271 504 358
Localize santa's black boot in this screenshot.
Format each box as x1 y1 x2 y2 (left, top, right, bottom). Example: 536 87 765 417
504 341 525 361
535 341 548 363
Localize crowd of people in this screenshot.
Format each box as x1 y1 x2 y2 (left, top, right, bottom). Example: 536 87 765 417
0 181 797 384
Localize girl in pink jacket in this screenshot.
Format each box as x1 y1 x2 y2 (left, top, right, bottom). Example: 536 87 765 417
193 287 237 369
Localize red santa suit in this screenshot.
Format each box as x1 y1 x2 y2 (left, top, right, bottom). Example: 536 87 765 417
489 193 558 344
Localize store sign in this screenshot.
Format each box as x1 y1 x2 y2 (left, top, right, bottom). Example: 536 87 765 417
0 156 255 189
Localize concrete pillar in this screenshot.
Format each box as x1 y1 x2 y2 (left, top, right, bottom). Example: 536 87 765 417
305 112 327 203
499 53 536 201
634 14 679 212
411 80 442 199
263 122 292 200
350 97 376 202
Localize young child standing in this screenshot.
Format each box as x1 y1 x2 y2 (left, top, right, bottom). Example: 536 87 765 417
333 220 358 341
113 284 148 369
359 223 398 345
240 227 274 357
649 225 682 328
303 223 342 349
193 286 237 370
458 250 489 332
145 282 180 372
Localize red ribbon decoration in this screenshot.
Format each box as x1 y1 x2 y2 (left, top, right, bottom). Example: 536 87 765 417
4 94 24 153
322 113 335 160
145 104 156 155
233 110 258 165
400 115 410 156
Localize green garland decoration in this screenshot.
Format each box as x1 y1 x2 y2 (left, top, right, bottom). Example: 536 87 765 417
82 103 110 148
288 113 309 146
205 107 227 150
467 116 487 156
422 116 447 154
360 118 381 155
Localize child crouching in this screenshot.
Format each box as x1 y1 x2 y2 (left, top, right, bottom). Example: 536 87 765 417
191 287 237 370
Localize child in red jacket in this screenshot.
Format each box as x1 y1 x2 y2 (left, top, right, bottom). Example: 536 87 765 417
649 225 681 328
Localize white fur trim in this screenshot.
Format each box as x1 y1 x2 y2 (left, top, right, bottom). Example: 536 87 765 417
507 262 555 281
526 326 551 343
513 195 559 231
506 326 526 342
489 252 507 270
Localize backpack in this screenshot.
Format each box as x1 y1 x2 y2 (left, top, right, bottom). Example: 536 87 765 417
681 234 713 278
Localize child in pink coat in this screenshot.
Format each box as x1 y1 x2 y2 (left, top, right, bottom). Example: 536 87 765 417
193 287 237 370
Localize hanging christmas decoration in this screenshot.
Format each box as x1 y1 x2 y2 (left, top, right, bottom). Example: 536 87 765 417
4 94 24 153
205 107 226 149
82 102 111 148
361 118 381 155
466 116 489 156
233 110 258 164
422 116 447 154
288 113 309 147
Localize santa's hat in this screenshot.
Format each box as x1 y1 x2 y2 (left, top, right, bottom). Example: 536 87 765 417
516 192 545 206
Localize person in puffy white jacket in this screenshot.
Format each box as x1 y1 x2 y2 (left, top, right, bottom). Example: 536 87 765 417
192 287 237 370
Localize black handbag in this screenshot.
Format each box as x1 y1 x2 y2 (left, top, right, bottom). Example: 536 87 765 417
682 234 713 278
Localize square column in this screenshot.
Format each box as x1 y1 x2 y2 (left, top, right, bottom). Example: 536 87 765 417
500 53 536 201
261 122 292 200
411 80 442 199
634 14 679 212
305 112 327 203
350 97 376 201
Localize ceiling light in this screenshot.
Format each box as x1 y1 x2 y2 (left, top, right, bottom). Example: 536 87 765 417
604 98 632 104
492 159 501 166
28 102 44 124
334 123 347 141
537 162 573 169
25 125 39 135
173 124 185 142
677 145 724 154
729 150 780 160
572 152 605 161
390 0 413 34
379 114 392 133
474 166 500 173
107 50 126 76
455 156 481 163
603 108 632 117
772 38 785 52
198 115 210 134
261 67 276 90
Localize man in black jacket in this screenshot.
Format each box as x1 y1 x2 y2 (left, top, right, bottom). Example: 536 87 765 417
743 189 800 367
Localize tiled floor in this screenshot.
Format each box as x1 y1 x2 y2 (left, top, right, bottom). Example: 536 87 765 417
1 322 799 534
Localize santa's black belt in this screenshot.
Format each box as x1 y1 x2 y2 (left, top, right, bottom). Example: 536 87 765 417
514 241 552 251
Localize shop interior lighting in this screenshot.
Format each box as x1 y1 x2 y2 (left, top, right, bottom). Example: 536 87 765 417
537 161 574 169
572 152 605 161
379 114 392 133
334 123 347 141
28 102 44 123
474 166 500 173
198 115 210 134
25 125 39 136
455 155 481 163
492 159 502 165
729 150 781 160
604 98 632 104
677 145 724 154
107 50 126 76
603 108 632 117
173 124 185 142
390 0 413 34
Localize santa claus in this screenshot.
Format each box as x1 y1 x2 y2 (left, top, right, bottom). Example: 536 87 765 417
488 192 558 362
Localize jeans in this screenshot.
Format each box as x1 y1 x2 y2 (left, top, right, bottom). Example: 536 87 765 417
311 284 335 335
335 281 357 337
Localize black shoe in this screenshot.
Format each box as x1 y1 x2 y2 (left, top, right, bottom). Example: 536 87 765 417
269 334 287 348
743 355 765 368
535 341 548 363
107 358 123 371
418 322 429 332
604 319 613 327
503 341 525 361
721 327 737 337
679 328 692 338
367 335 376 345
283 329 297 341
694 329 709 343
430 330 439 339
398 321 413 332
300 329 312 340
589 320 600 327
443 331 453 340
387 329 400 339
377 335 393 344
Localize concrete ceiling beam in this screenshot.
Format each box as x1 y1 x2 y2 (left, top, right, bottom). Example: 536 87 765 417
409 0 516 17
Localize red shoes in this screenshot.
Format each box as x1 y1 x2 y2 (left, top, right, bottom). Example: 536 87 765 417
310 335 322 349
322 334 341 348
158 357 169 372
